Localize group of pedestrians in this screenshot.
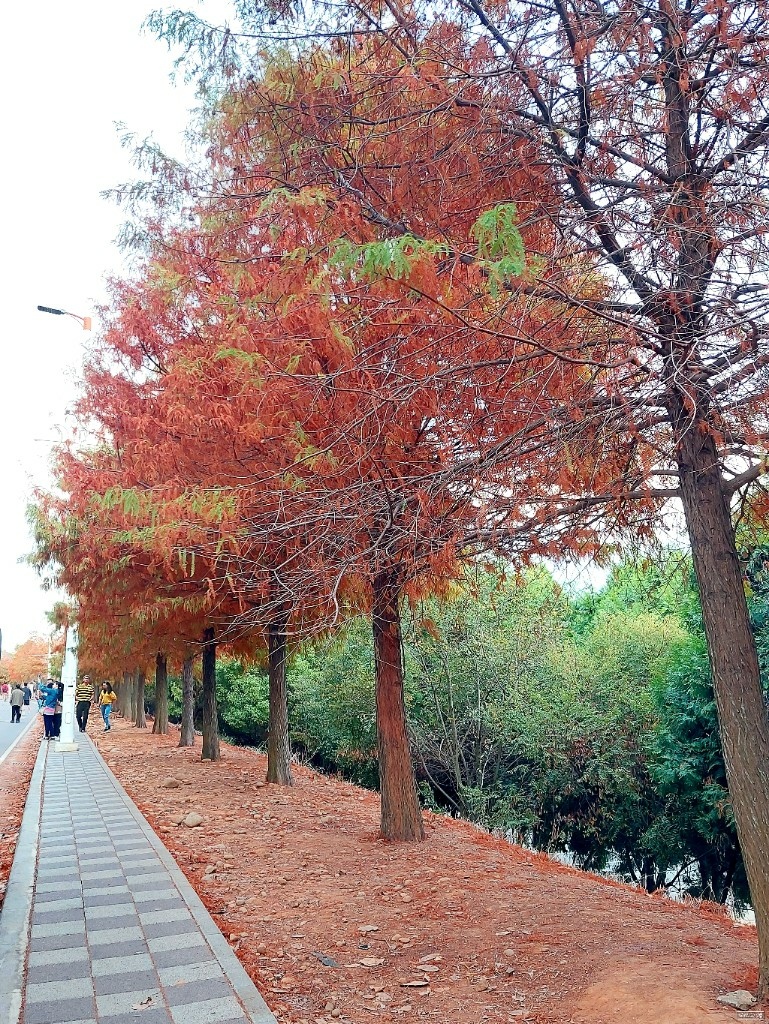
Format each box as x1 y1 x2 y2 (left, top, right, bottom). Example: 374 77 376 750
3 674 119 739
38 679 64 739
74 675 117 732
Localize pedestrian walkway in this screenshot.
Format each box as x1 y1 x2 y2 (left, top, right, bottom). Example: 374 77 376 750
7 736 275 1024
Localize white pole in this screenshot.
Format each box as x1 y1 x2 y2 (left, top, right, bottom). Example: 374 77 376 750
56 623 79 751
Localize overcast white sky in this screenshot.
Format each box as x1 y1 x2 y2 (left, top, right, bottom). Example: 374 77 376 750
0 0 233 654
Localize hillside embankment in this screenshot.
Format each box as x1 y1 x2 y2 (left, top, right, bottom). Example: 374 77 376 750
0 719 40 913
96 720 759 1024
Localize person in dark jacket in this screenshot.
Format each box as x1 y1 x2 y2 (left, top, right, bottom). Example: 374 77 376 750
9 684 24 723
22 684 32 707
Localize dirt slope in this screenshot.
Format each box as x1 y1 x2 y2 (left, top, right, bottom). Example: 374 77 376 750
0 720 40 912
96 720 758 1024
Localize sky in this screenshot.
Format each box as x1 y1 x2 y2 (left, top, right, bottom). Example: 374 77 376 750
0 0 232 654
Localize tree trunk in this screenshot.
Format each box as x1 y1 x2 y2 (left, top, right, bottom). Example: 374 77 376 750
153 652 169 735
267 613 293 785
128 671 138 723
674 410 769 999
119 671 132 717
134 670 146 728
372 571 424 842
178 655 196 748
201 628 220 761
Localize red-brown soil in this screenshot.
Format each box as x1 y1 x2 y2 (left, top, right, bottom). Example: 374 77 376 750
96 719 759 1024
0 717 41 911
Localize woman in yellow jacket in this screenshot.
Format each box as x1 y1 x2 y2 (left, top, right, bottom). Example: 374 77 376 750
99 681 117 731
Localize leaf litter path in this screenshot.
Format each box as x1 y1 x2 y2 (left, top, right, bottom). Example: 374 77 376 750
96 721 757 1024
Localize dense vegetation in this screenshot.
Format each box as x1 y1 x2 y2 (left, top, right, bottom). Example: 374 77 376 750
152 554 765 907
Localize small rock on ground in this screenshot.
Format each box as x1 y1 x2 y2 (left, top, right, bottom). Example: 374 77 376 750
716 990 757 1011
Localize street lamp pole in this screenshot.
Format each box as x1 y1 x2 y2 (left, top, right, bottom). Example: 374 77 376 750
36 305 92 331
57 623 79 751
37 303 91 753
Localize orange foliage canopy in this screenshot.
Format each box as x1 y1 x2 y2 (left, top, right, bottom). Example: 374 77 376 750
5 636 48 683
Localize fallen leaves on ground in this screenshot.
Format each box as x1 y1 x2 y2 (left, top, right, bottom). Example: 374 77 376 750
97 719 758 1024
0 718 41 911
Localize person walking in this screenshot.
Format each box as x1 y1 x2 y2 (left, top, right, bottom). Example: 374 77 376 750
99 682 117 731
75 674 94 733
38 680 59 741
22 683 32 707
10 684 24 723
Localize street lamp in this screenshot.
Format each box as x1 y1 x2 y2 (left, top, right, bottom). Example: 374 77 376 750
37 302 91 751
37 305 92 331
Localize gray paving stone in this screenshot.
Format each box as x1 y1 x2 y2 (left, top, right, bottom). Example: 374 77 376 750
147 932 208 954
27 957 94 985
33 896 83 912
28 945 90 967
94 970 161 996
81 880 131 897
31 919 86 938
83 892 135 908
35 881 64 894
27 975 94 1003
85 903 136 920
36 872 81 887
150 945 217 971
164 976 235 1007
87 925 144 944
131 889 183 906
82 869 123 881
156 961 223 987
142 918 200 940
38 865 81 880
33 906 86 925
95 987 164 1016
128 875 174 890
138 908 191 925
24 996 96 1024
43 1019 96 1024
97 1010 172 1024
88 938 149 959
29 931 91 952
168 996 246 1024
91 952 154 977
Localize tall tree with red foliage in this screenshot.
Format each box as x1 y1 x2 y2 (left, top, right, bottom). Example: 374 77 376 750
142 0 769 993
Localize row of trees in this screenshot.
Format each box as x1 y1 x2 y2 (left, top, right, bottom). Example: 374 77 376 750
33 0 769 995
171 558 751 907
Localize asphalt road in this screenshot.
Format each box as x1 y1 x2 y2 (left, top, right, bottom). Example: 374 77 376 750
0 702 37 761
